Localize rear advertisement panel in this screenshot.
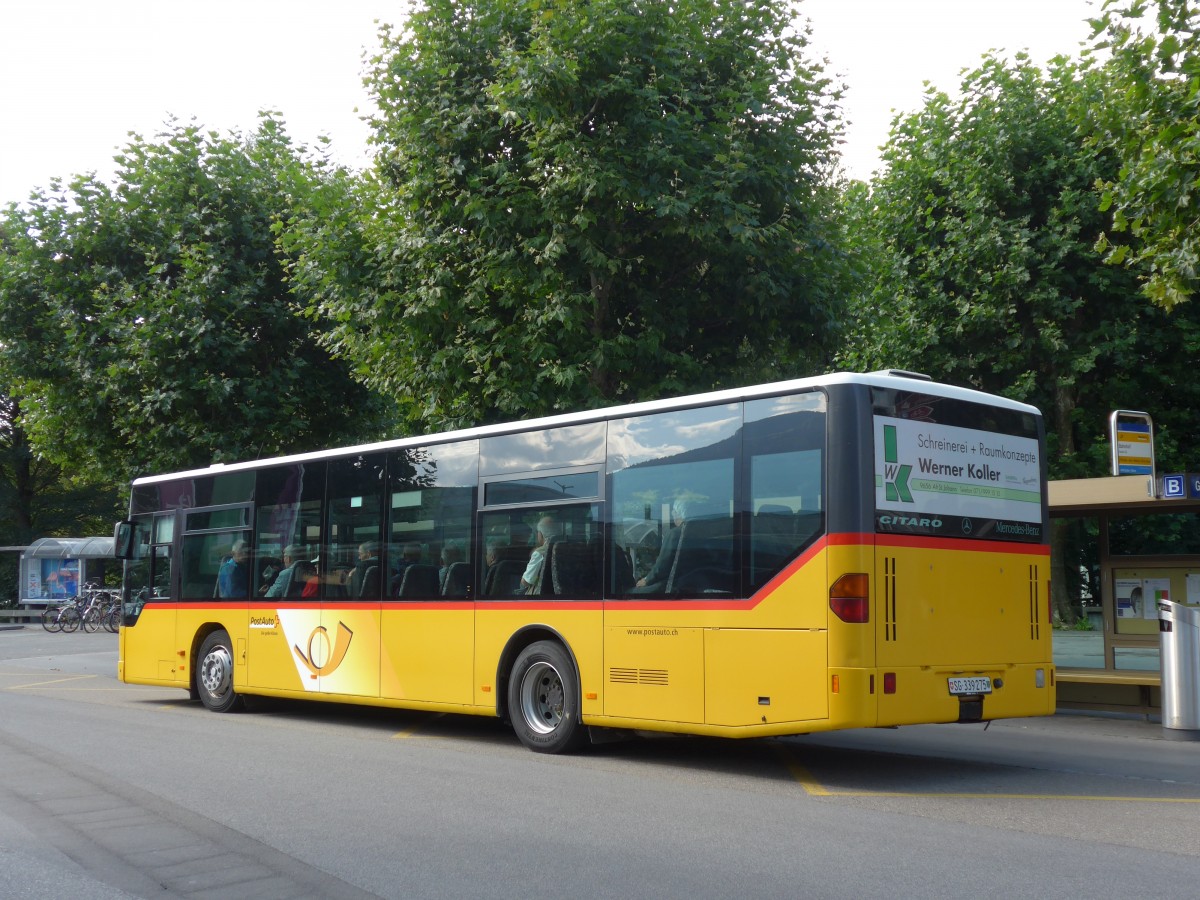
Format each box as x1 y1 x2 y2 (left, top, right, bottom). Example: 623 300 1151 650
874 414 1043 542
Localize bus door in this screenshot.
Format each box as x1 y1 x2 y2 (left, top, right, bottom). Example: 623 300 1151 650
381 441 479 705
120 511 179 685
312 454 385 701
178 504 253 690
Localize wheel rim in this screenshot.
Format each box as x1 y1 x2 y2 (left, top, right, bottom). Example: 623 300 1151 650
518 660 566 735
200 643 233 701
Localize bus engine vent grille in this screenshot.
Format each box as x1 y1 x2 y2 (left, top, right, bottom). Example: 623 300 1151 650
884 556 898 641
609 667 669 686
1028 564 1041 640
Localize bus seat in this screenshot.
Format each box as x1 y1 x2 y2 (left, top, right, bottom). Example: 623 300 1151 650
551 540 599 598
667 516 734 595
528 537 563 596
611 545 636 594
485 559 526 596
395 564 441 598
751 506 796 583
441 561 472 598
355 565 380 598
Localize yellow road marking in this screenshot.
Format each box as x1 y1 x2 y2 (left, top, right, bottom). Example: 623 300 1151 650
772 744 833 796
393 713 446 740
9 674 97 689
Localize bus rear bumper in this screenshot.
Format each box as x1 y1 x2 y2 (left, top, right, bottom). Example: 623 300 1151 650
866 663 1057 726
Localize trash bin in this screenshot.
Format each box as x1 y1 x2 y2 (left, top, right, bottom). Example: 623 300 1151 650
1158 599 1200 741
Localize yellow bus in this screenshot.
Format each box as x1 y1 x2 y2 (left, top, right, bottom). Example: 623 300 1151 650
115 371 1054 753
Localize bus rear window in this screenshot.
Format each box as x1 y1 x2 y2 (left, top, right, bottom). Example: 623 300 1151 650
871 389 1044 543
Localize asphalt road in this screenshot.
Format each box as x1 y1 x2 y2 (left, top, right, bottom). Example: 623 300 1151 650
1 627 1199 899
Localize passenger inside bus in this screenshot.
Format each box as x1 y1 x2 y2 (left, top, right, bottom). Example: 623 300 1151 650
295 560 318 598
348 541 381 598
216 540 250 598
519 516 561 594
634 500 690 593
438 542 465 590
389 542 424 595
263 544 304 598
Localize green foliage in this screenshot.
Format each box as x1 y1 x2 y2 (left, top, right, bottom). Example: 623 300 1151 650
0 117 395 482
838 54 1200 479
0 393 120 607
1088 0 1200 309
0 394 120 539
289 0 846 429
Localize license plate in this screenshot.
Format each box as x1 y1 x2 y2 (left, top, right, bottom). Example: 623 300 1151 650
948 676 992 695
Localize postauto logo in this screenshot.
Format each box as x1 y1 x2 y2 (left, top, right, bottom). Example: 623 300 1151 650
293 622 354 677
882 424 914 503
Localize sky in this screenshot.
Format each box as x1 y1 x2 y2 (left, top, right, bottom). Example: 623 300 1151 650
0 0 1099 207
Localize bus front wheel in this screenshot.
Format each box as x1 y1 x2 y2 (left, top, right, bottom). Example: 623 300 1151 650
196 630 242 713
508 640 586 754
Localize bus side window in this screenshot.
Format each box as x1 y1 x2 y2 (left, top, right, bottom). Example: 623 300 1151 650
744 392 826 593
606 404 741 598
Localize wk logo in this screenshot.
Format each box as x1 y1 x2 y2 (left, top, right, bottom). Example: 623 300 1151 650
883 425 914 503
293 621 354 676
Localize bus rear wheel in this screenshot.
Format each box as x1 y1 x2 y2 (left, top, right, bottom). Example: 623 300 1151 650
196 630 242 712
508 641 586 754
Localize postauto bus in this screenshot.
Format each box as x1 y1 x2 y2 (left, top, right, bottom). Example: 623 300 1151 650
115 371 1054 753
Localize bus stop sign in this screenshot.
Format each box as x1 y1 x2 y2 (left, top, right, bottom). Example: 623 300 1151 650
1110 410 1155 478
1162 474 1186 499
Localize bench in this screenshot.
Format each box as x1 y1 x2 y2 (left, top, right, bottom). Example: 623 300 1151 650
1056 668 1160 687
1055 667 1161 717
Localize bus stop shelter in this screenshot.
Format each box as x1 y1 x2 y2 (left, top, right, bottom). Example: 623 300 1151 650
18 537 117 608
1050 475 1200 714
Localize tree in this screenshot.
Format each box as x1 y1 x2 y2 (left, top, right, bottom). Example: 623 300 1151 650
0 392 121 606
839 54 1200 622
1088 0 1200 309
841 54 1200 473
0 117 394 483
289 0 845 430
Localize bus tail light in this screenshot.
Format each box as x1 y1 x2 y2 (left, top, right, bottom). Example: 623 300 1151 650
883 672 896 694
830 573 870 623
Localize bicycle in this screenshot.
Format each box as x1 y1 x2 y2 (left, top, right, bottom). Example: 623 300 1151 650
56 597 84 633
40 603 66 633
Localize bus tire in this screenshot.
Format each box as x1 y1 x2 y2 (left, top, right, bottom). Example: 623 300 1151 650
196 630 242 713
508 640 586 754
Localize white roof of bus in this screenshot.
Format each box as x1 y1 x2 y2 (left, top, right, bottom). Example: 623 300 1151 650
131 370 1040 486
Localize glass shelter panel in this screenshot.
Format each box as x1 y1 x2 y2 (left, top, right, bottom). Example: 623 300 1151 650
1049 516 1103 669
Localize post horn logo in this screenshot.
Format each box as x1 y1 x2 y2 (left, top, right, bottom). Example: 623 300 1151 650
293 621 354 676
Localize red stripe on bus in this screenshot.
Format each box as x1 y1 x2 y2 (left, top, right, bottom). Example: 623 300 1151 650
873 533 1050 555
